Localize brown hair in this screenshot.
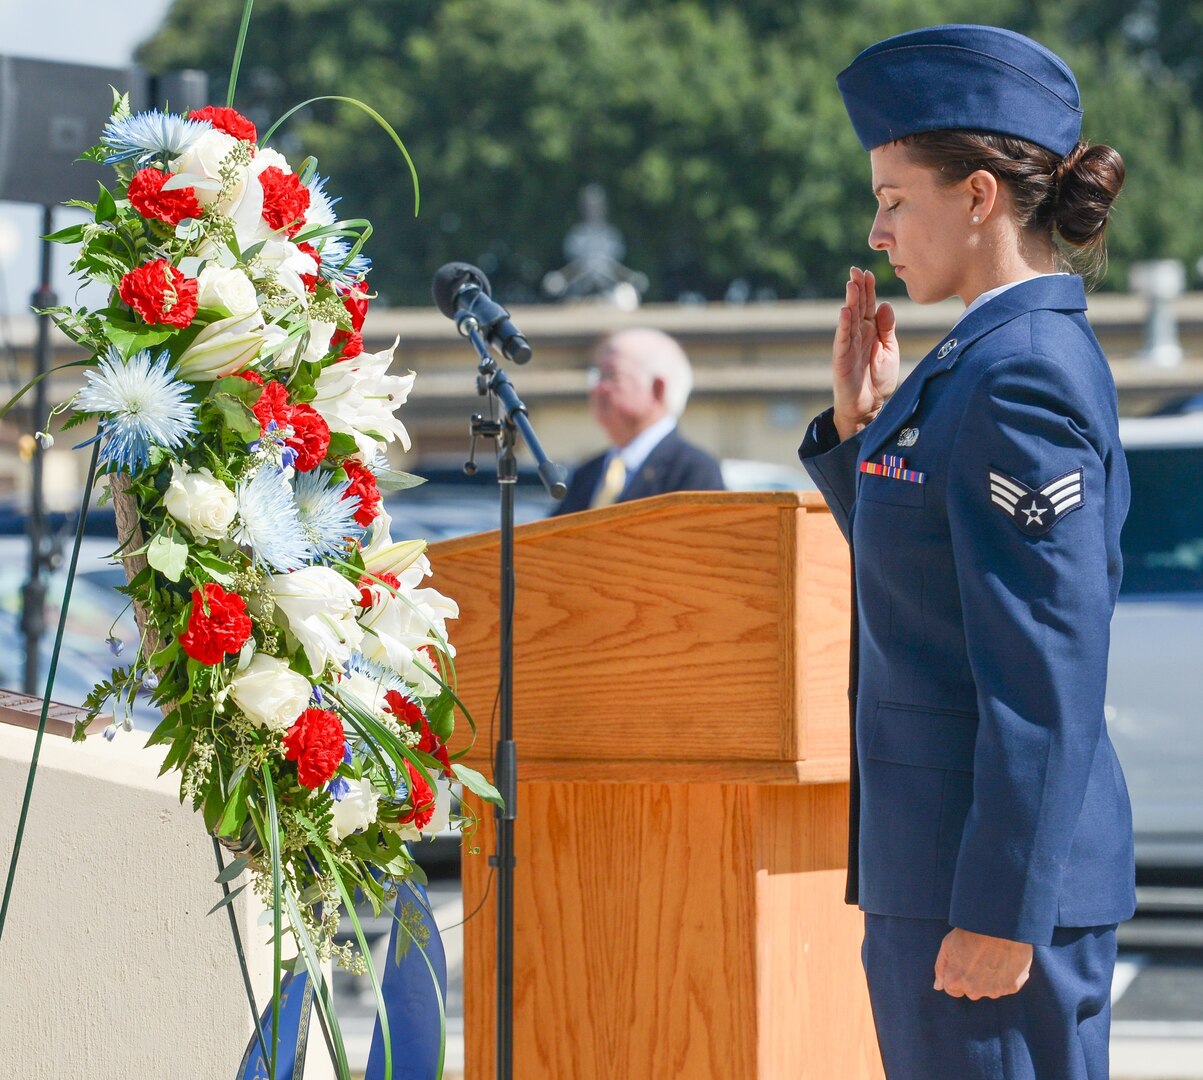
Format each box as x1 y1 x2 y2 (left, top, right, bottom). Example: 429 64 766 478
900 131 1125 283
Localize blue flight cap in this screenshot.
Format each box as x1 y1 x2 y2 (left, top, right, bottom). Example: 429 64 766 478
836 25 1082 157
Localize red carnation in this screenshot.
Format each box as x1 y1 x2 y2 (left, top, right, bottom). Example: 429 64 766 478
283 708 346 789
341 460 381 527
252 380 291 433
398 760 436 829
341 288 369 332
179 583 253 666
296 242 321 293
285 404 330 472
119 259 198 328
188 105 257 143
259 166 310 235
331 329 363 361
127 168 203 225
385 689 452 777
238 371 265 386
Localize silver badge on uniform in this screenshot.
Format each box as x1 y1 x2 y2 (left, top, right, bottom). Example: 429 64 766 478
988 468 1084 537
937 338 958 360
897 428 919 447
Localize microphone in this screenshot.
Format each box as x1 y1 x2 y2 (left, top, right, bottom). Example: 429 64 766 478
431 262 533 364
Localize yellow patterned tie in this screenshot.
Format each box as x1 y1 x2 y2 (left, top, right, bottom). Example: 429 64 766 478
591 455 628 508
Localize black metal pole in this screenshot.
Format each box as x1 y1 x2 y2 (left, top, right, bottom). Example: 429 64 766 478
21 206 56 695
494 423 518 1080
454 317 564 1080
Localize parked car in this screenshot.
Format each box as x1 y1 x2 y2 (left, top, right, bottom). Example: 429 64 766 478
1106 413 1203 874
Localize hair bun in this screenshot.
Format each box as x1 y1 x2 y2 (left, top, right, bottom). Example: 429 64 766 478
1054 142 1125 248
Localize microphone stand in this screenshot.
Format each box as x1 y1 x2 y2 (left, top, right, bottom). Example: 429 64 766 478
456 311 566 1080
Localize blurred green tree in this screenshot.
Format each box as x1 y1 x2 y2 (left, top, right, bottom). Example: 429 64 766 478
137 0 1203 303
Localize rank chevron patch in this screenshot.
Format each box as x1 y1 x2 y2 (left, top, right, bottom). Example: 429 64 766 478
988 467 1084 537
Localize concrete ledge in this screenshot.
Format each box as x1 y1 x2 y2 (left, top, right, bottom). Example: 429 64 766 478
0 719 333 1079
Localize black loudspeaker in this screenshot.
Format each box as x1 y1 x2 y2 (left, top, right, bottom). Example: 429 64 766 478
0 57 209 208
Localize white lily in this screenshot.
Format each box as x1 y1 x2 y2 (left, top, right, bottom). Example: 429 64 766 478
268 566 365 675
175 311 264 382
312 339 415 460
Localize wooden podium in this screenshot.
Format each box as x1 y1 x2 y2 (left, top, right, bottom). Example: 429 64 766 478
429 492 884 1079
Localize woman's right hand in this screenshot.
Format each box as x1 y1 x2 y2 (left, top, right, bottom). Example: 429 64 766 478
831 267 900 441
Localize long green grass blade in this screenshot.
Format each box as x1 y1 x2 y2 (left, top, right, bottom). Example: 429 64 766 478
260 770 283 1080
283 888 352 1079
260 97 419 216
227 0 256 108
315 836 394 1080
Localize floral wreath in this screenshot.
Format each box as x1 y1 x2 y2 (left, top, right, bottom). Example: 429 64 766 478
0 60 498 1080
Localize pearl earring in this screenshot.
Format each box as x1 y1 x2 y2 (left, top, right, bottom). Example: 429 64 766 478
971 214 981 223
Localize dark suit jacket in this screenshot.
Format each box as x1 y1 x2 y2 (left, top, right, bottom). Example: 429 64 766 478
552 428 724 516
799 275 1135 945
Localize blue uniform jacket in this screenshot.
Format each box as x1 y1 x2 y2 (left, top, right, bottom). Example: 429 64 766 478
799 275 1135 945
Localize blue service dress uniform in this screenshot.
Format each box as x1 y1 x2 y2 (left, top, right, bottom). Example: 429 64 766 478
799 274 1135 1079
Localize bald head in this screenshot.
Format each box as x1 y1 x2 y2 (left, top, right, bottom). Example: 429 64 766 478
588 328 694 447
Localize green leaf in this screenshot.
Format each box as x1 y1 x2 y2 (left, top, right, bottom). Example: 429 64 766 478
215 774 248 838
210 393 262 441
43 224 86 244
147 533 189 583
191 547 235 584
452 764 504 808
327 431 360 459
102 322 178 360
95 183 117 223
206 882 249 916
373 469 428 492
425 691 455 743
215 855 251 884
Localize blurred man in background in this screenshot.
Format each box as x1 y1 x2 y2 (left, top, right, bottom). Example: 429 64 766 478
553 327 724 515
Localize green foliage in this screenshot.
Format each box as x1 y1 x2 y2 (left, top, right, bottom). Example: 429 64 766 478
138 0 1203 300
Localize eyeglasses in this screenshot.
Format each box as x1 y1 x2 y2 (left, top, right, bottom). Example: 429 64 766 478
585 365 648 390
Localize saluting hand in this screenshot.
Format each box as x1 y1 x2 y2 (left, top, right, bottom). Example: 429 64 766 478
831 267 899 441
934 927 1034 1001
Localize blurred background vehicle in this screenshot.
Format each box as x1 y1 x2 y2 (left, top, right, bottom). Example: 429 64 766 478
1107 413 1203 946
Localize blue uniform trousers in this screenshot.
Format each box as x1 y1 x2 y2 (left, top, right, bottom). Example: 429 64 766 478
862 914 1115 1080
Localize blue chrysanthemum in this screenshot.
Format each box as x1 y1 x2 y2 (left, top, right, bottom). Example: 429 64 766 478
316 235 372 284
305 175 341 228
100 109 212 166
344 652 407 694
232 467 313 572
293 469 363 563
75 348 198 473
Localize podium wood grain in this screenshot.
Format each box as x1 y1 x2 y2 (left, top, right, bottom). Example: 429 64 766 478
430 493 884 1079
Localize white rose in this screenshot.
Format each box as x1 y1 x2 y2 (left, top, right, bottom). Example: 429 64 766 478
268 566 365 675
329 778 379 842
229 653 312 731
196 266 259 316
175 311 264 382
171 129 242 206
312 340 415 460
163 463 237 540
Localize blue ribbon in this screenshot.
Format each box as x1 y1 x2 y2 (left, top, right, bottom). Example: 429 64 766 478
236 969 314 1080
364 880 448 1080
234 879 446 1080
